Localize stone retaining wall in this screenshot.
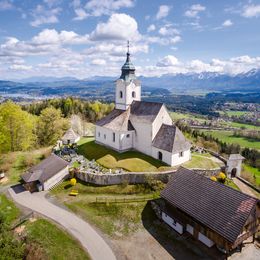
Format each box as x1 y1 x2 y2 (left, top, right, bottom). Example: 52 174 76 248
76 167 221 186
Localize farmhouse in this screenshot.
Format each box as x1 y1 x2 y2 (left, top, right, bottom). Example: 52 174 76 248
160 167 260 253
95 45 191 166
61 128 80 145
22 154 69 192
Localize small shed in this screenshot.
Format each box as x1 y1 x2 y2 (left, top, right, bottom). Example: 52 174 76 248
227 154 245 178
61 128 80 145
160 167 260 254
22 154 69 192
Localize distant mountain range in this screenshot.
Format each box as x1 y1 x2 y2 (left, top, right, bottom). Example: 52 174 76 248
1 69 260 100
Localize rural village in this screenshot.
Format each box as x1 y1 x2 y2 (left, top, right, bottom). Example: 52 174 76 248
0 46 259 260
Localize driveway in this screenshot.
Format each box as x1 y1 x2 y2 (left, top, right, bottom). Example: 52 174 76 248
8 186 116 260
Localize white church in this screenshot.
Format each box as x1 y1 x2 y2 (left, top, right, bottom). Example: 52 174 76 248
95 47 191 166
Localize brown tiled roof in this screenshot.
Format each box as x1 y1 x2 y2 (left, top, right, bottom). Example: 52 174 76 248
161 167 259 243
22 154 69 183
152 124 191 153
96 108 134 131
130 101 163 123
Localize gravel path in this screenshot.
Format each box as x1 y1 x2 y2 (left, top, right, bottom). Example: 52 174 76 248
8 185 116 260
233 178 257 198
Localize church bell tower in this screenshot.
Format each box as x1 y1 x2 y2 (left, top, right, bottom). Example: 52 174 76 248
115 41 141 110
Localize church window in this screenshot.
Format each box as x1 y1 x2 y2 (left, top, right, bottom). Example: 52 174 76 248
104 134 106 139
179 151 184 157
98 132 100 137
113 132 115 142
120 91 123 98
126 134 130 138
132 91 136 98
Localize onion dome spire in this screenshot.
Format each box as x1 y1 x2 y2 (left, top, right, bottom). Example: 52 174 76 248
120 41 136 81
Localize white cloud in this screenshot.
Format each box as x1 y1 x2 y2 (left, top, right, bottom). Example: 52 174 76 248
85 0 135 16
90 13 140 41
147 24 156 32
222 19 233 27
30 5 61 27
242 4 260 18
73 8 88 20
91 59 107 65
9 64 33 71
156 5 171 20
184 4 206 18
158 26 180 36
157 55 179 67
0 0 13 10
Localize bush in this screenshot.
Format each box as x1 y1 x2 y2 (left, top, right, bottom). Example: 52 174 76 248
217 172 226 183
70 178 77 186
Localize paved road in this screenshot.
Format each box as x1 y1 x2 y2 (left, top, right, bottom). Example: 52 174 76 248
233 178 257 198
9 186 116 260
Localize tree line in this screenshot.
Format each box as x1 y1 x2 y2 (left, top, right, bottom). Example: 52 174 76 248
22 97 114 122
0 98 114 154
177 122 260 169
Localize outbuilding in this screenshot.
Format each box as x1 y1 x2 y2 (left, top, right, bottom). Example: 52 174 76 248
22 154 69 192
160 167 260 254
61 128 80 145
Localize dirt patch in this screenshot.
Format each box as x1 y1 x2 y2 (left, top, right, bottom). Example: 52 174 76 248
0 176 8 184
14 225 25 235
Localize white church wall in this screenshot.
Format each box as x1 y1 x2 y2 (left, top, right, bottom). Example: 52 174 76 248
95 126 121 151
131 121 152 155
171 149 191 166
152 147 172 165
115 79 127 110
152 105 172 139
125 81 141 105
120 131 134 150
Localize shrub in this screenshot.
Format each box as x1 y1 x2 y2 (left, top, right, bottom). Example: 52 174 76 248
210 176 217 181
70 178 77 186
217 172 226 183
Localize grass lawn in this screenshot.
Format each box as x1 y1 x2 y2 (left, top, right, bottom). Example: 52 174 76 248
0 147 51 185
0 194 20 224
225 111 252 117
201 130 260 150
77 138 223 171
183 152 221 169
77 137 170 172
170 111 208 123
26 219 89 260
51 181 161 237
241 164 260 188
228 122 260 130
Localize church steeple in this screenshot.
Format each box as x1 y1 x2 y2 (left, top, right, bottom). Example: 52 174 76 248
120 41 136 81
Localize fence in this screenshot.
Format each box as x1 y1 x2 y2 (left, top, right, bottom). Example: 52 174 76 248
95 194 159 203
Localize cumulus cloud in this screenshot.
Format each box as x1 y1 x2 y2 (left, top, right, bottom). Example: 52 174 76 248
158 26 180 36
0 0 13 10
157 55 179 67
9 64 32 71
30 4 61 27
184 4 206 18
90 13 140 41
156 5 171 20
91 59 107 65
222 19 233 27
73 8 88 20
242 4 260 18
147 24 156 32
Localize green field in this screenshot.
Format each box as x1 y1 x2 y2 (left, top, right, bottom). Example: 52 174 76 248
241 164 260 188
228 121 260 130
202 130 260 150
0 194 20 224
170 112 208 123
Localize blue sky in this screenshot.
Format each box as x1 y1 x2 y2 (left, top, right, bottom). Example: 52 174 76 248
0 0 260 79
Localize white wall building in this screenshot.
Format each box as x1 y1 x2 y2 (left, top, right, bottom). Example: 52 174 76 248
95 47 191 166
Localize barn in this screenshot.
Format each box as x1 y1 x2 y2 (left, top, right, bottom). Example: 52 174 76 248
22 154 69 192
160 167 260 254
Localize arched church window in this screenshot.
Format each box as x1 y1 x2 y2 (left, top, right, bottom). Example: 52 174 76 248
120 91 123 98
132 91 136 98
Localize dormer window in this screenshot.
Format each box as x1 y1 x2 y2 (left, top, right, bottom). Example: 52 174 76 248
120 91 123 98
